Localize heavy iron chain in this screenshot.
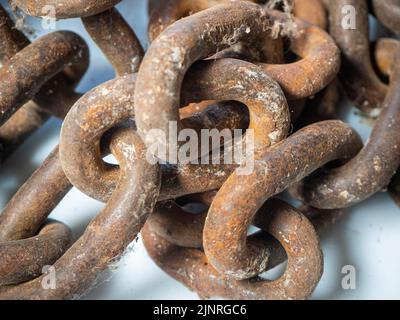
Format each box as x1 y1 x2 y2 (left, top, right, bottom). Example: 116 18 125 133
0 0 399 300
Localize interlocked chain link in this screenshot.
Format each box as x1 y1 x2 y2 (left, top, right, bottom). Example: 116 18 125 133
0 0 399 300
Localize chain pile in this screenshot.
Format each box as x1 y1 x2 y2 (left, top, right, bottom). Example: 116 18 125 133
0 0 399 300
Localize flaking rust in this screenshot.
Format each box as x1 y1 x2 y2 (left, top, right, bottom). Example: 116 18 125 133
326 0 387 115
372 0 400 35
1 0 400 301
0 4 88 164
144 198 343 300
291 39 400 209
0 128 161 299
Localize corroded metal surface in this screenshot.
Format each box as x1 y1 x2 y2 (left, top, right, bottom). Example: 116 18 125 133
135 2 339 160
145 196 344 300
0 4 88 163
143 199 324 300
0 128 161 299
326 0 387 115
60 59 289 202
0 147 71 241
291 39 400 209
82 7 144 75
1 0 400 301
203 121 362 279
372 0 400 35
293 0 327 29
258 11 339 100
0 31 87 125
0 220 73 286
12 0 122 19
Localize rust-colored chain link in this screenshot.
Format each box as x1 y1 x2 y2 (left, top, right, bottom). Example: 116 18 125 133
0 127 160 299
59 62 283 203
1 0 400 300
143 198 344 300
202 121 361 280
0 220 73 286
11 0 122 18
0 4 88 164
326 0 387 115
291 39 400 209
144 198 325 300
135 1 339 161
372 0 400 35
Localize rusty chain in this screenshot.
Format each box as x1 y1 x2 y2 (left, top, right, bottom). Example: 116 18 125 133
0 0 399 300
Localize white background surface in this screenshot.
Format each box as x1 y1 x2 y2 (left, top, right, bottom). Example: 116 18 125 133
0 0 399 300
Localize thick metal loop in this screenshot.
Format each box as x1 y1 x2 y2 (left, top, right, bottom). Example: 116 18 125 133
82 7 144 75
0 147 71 241
11 0 121 19
135 2 339 160
147 200 208 249
180 59 290 150
372 0 400 35
291 39 400 209
0 5 88 163
203 121 362 280
60 58 289 202
326 0 387 115
0 220 73 286
59 74 248 202
292 0 327 29
0 127 161 299
147 0 337 129
0 30 88 126
148 0 259 42
258 11 339 100
135 2 273 161
13 1 144 75
143 199 323 300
